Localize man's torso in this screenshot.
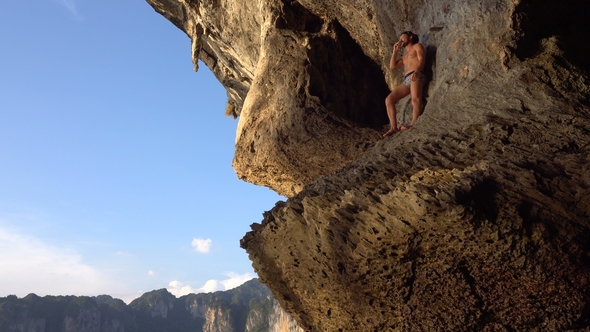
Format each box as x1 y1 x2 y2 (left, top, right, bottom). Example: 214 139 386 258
402 44 424 75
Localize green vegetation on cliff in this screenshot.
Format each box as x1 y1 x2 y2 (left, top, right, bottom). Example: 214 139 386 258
0 279 278 332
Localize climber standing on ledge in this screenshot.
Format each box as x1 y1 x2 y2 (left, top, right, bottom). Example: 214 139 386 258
383 31 427 137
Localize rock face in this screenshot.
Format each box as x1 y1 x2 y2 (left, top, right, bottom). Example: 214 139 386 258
147 0 391 196
0 294 132 332
267 299 304 332
202 301 234 332
146 0 590 331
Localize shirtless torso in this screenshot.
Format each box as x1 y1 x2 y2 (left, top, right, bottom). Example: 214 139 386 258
400 43 425 75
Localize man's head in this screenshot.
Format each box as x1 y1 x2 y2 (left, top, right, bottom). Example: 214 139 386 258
400 31 419 46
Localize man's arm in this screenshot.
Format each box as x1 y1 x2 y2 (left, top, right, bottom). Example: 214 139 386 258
415 43 425 73
411 44 426 81
389 42 403 70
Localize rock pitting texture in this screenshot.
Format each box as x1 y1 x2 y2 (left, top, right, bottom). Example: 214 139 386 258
146 0 590 330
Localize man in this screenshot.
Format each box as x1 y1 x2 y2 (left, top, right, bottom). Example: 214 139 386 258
383 31 427 137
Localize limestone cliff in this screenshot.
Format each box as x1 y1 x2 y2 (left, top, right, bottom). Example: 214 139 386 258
244 297 304 332
62 308 107 332
0 279 300 331
0 294 132 332
267 299 304 332
146 0 590 330
203 300 235 332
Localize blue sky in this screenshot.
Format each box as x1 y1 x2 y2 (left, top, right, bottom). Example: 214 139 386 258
0 0 281 302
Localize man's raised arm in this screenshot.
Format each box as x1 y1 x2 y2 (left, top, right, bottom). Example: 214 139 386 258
389 42 403 70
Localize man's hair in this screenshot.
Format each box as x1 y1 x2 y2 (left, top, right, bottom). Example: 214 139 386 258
401 31 419 44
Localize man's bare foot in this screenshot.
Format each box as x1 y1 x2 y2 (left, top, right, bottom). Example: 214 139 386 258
398 125 412 130
383 128 399 137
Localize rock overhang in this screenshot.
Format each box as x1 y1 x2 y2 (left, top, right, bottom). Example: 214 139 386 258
146 0 590 330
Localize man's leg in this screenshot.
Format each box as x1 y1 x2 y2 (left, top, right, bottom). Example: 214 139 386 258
408 79 425 127
384 85 410 137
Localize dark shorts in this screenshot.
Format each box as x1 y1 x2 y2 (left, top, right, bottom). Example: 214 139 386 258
403 71 427 87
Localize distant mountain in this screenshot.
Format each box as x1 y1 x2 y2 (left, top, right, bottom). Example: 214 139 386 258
0 279 302 332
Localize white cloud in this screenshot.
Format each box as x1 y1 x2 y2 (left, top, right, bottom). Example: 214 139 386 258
148 270 156 277
221 272 255 290
191 238 212 253
52 0 83 20
167 273 254 297
116 251 134 257
199 279 222 293
0 226 121 297
167 281 198 297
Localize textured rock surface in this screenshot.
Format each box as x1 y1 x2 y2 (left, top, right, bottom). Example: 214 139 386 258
146 0 590 198
146 0 590 330
267 299 304 332
203 302 234 332
7 318 45 332
245 297 303 332
62 308 103 332
147 0 392 196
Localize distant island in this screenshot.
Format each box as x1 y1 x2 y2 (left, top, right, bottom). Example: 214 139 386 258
0 279 302 332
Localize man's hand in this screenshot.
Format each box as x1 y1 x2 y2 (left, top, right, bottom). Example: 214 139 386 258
390 41 404 69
